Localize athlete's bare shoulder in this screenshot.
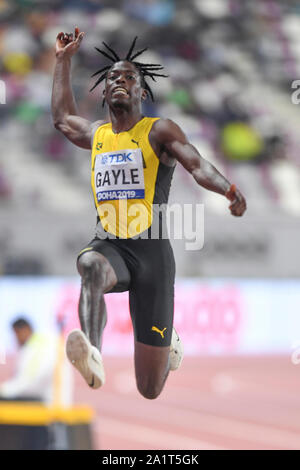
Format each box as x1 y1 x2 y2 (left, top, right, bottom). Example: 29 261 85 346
149 118 183 166
151 118 186 141
152 117 176 130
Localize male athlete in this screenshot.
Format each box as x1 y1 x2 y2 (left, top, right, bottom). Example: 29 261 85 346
51 27 246 399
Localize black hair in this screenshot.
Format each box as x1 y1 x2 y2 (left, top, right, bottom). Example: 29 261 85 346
90 36 168 106
12 318 32 330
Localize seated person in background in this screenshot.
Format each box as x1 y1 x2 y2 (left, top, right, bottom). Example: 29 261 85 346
0 317 72 405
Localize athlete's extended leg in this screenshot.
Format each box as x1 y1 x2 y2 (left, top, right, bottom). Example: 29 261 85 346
134 341 170 400
77 251 117 349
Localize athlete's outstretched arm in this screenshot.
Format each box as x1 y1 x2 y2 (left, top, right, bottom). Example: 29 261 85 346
154 119 246 217
51 27 98 149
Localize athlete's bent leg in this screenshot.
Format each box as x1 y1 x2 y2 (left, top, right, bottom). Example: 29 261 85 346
66 251 118 389
134 341 170 399
77 251 117 350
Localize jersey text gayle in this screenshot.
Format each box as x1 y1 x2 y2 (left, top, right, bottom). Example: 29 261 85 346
96 168 140 187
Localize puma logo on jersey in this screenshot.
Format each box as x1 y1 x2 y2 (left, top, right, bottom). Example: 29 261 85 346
152 326 167 339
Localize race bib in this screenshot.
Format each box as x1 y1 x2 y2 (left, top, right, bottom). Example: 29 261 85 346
94 148 145 202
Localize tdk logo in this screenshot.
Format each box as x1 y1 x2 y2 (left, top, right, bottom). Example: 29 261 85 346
101 152 133 165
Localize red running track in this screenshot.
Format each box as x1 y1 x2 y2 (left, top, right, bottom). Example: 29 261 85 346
74 355 300 450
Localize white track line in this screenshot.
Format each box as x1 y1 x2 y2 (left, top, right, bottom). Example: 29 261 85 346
161 396 300 449
97 416 226 450
98 391 300 450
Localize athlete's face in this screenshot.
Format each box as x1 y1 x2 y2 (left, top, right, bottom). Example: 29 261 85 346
104 61 147 109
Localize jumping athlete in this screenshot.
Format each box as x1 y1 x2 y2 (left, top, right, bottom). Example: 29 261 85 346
51 27 246 399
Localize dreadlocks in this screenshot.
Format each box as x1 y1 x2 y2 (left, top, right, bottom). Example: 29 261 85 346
90 36 168 104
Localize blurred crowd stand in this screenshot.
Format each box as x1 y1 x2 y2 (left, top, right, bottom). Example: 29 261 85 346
0 0 299 276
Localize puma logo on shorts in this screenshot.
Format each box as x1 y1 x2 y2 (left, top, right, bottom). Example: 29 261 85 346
152 326 167 339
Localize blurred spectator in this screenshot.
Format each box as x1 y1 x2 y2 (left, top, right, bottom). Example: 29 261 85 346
4 257 45 275
125 0 175 25
0 165 12 199
0 317 73 405
220 121 264 163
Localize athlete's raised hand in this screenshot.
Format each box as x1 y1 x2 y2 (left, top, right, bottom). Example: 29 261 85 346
55 26 85 58
225 184 247 217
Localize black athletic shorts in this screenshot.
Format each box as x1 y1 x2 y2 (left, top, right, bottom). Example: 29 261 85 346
77 236 175 347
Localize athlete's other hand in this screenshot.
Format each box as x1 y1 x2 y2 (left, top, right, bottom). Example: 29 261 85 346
55 26 84 58
225 184 247 217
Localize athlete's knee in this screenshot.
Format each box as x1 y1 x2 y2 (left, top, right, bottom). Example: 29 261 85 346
136 376 164 400
77 253 106 285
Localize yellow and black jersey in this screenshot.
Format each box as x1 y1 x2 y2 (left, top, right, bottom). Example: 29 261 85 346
78 116 176 347
91 116 175 238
